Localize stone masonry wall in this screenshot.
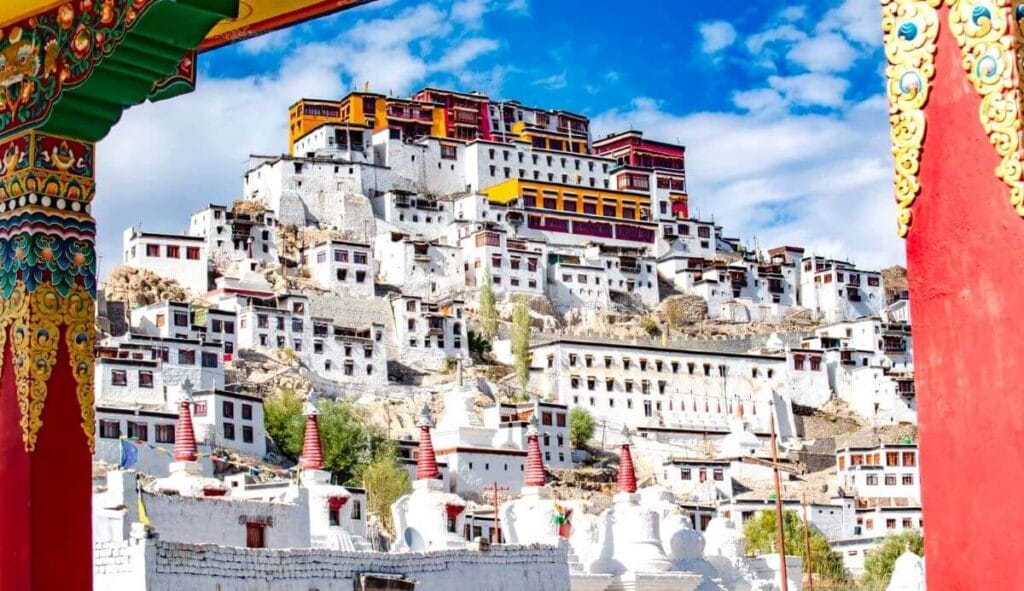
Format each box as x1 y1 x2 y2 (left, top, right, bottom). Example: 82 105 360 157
95 539 570 591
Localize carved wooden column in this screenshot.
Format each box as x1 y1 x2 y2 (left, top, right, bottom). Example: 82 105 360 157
0 131 96 591
882 1 1024 587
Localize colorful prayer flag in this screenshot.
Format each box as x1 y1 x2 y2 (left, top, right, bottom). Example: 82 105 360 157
118 438 138 469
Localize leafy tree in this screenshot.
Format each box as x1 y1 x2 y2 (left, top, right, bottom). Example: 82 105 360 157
568 407 596 449
263 390 383 484
511 296 533 395
860 530 924 591
743 510 847 582
467 328 492 359
640 315 661 337
355 441 411 535
478 267 499 340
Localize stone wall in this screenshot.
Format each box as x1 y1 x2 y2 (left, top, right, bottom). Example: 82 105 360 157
95 538 570 591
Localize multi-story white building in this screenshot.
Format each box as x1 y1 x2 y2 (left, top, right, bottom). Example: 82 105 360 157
192 390 267 459
660 458 733 502
800 256 885 322
390 294 468 371
547 244 659 312
527 338 819 442
459 225 547 297
122 228 208 295
803 318 916 423
234 293 388 393
302 239 375 297
836 442 920 502
375 233 463 299
188 204 279 267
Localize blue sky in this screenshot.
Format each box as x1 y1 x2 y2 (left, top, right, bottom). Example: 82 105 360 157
96 0 899 277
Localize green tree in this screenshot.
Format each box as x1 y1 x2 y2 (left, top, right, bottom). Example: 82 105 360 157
860 530 924 591
640 315 661 337
478 267 499 340
511 296 533 395
743 510 847 582
263 390 383 484
467 328 492 360
355 441 411 535
568 407 596 449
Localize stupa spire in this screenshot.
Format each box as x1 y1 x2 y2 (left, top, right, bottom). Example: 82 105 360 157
524 414 546 487
416 403 440 480
617 426 638 494
172 379 198 462
299 390 325 471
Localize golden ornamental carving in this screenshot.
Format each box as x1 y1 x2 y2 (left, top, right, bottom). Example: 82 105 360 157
882 0 943 237
1 281 95 452
65 284 96 453
947 0 1024 217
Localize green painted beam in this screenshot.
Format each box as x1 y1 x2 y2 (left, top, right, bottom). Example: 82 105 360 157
40 0 238 142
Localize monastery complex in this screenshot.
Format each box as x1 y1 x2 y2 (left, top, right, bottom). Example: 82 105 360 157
80 85 925 591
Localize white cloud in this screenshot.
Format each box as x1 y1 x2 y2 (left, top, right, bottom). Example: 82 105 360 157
787 32 859 72
698 21 738 54
731 88 787 115
236 28 293 55
746 24 806 55
767 73 849 108
820 0 884 46
533 72 567 90
451 0 487 26
590 96 903 268
434 37 499 72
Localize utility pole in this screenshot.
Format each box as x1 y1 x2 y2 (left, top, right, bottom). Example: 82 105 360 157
489 482 509 543
802 493 815 591
769 413 789 591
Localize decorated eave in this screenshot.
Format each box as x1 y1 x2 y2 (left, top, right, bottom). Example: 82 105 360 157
0 0 378 142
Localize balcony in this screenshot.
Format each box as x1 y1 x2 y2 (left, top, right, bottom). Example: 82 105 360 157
387 107 433 122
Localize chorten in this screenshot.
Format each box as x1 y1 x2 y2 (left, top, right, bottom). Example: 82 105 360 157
390 404 469 552
151 380 225 496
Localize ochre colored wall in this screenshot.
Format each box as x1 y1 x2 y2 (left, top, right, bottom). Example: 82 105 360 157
0 339 93 591
908 7 1024 588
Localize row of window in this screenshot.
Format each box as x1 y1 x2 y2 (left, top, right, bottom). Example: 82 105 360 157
98 420 175 443
222 422 256 444
859 517 921 533
679 467 725 482
489 275 538 290
558 354 777 379
139 244 202 260
407 336 461 349
862 473 916 486
486 148 607 173
840 451 917 469
315 250 369 265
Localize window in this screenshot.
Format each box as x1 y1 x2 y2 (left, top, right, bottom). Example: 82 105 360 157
885 474 897 485
165 245 180 258
713 468 724 481
138 371 153 388
866 474 878 486
173 311 189 327
242 404 253 420
351 500 362 520
99 420 121 439
223 400 235 418
177 348 196 365
810 356 822 371
242 426 254 443
886 452 899 466
201 352 218 368
886 519 897 529
186 247 200 260
903 518 913 528
223 423 235 440
902 474 915 485
542 412 553 426
111 370 127 386
793 355 805 370
680 468 692 480
902 452 916 466
155 424 175 443
127 421 148 441
146 244 160 257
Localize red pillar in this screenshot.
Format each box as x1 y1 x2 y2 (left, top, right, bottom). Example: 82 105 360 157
883 2 1024 587
0 132 97 591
